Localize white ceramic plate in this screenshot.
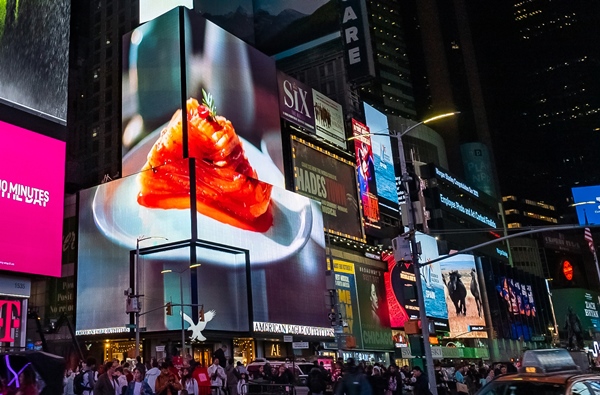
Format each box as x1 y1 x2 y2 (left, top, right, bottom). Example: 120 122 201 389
93 131 312 264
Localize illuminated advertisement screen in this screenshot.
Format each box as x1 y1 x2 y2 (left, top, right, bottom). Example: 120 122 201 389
278 72 315 132
0 1 70 123
122 9 283 187
481 259 550 341
333 260 363 349
572 185 600 225
439 254 487 338
552 288 600 338
432 186 497 229
277 72 346 148
77 159 329 335
364 103 398 209
417 233 449 332
313 90 345 148
139 0 193 23
291 136 363 241
383 251 417 329
0 121 65 277
496 276 537 318
352 119 380 229
252 0 339 55
354 263 391 350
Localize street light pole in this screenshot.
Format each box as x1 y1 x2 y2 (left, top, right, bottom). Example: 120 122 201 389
397 112 458 394
396 131 438 395
350 111 458 394
180 274 185 358
135 235 168 359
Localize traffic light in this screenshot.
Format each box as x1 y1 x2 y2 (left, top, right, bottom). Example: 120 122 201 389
165 302 172 316
199 307 205 322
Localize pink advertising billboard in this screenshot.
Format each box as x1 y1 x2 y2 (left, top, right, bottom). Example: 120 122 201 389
0 121 65 277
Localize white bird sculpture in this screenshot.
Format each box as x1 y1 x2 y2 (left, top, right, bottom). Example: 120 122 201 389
180 310 216 341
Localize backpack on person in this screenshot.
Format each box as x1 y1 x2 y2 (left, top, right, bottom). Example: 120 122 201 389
309 370 325 394
73 370 87 395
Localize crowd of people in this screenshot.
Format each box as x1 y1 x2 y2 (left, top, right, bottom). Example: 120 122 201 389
53 353 514 395
284 359 513 395
60 351 253 395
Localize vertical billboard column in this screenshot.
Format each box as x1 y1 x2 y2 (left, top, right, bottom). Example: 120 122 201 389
364 103 400 213
417 233 449 333
352 119 380 229
339 0 375 83
355 264 392 350
382 251 418 329
333 260 362 349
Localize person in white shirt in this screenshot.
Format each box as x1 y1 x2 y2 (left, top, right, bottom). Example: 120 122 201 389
208 358 226 395
181 365 199 395
126 367 153 395
114 366 128 395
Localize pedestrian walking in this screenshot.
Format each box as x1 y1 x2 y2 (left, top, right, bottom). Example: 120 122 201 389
126 367 154 395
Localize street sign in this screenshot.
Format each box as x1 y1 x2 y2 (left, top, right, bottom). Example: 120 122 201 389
292 341 309 349
283 335 293 343
468 325 486 332
431 346 443 359
140 327 147 332
125 324 136 329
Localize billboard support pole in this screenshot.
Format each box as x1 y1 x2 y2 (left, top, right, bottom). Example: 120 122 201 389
348 112 459 393
396 131 438 395
135 236 169 359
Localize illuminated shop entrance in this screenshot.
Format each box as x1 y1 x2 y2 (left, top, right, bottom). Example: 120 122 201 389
234 338 255 365
192 344 214 367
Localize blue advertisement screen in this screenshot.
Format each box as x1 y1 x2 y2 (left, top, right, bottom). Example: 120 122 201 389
417 233 448 325
572 185 600 225
364 104 398 206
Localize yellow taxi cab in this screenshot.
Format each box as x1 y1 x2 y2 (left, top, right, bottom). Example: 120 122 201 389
476 349 600 395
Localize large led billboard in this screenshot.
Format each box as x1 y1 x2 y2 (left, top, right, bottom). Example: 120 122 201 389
139 0 193 23
0 121 65 277
481 259 550 342
334 259 391 350
277 72 345 148
383 251 417 329
291 136 364 241
0 1 70 123
352 119 380 229
333 260 362 349
77 159 329 335
417 233 449 332
122 9 283 186
252 0 339 55
572 185 600 225
354 263 391 350
439 255 487 338
552 288 600 343
364 103 398 210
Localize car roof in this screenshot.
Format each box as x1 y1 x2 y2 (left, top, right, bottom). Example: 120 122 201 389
492 372 600 385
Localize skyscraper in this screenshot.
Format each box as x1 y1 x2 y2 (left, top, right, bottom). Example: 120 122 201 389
471 1 600 211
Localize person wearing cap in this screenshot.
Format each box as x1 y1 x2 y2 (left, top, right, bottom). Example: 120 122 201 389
411 366 433 395
368 366 386 395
